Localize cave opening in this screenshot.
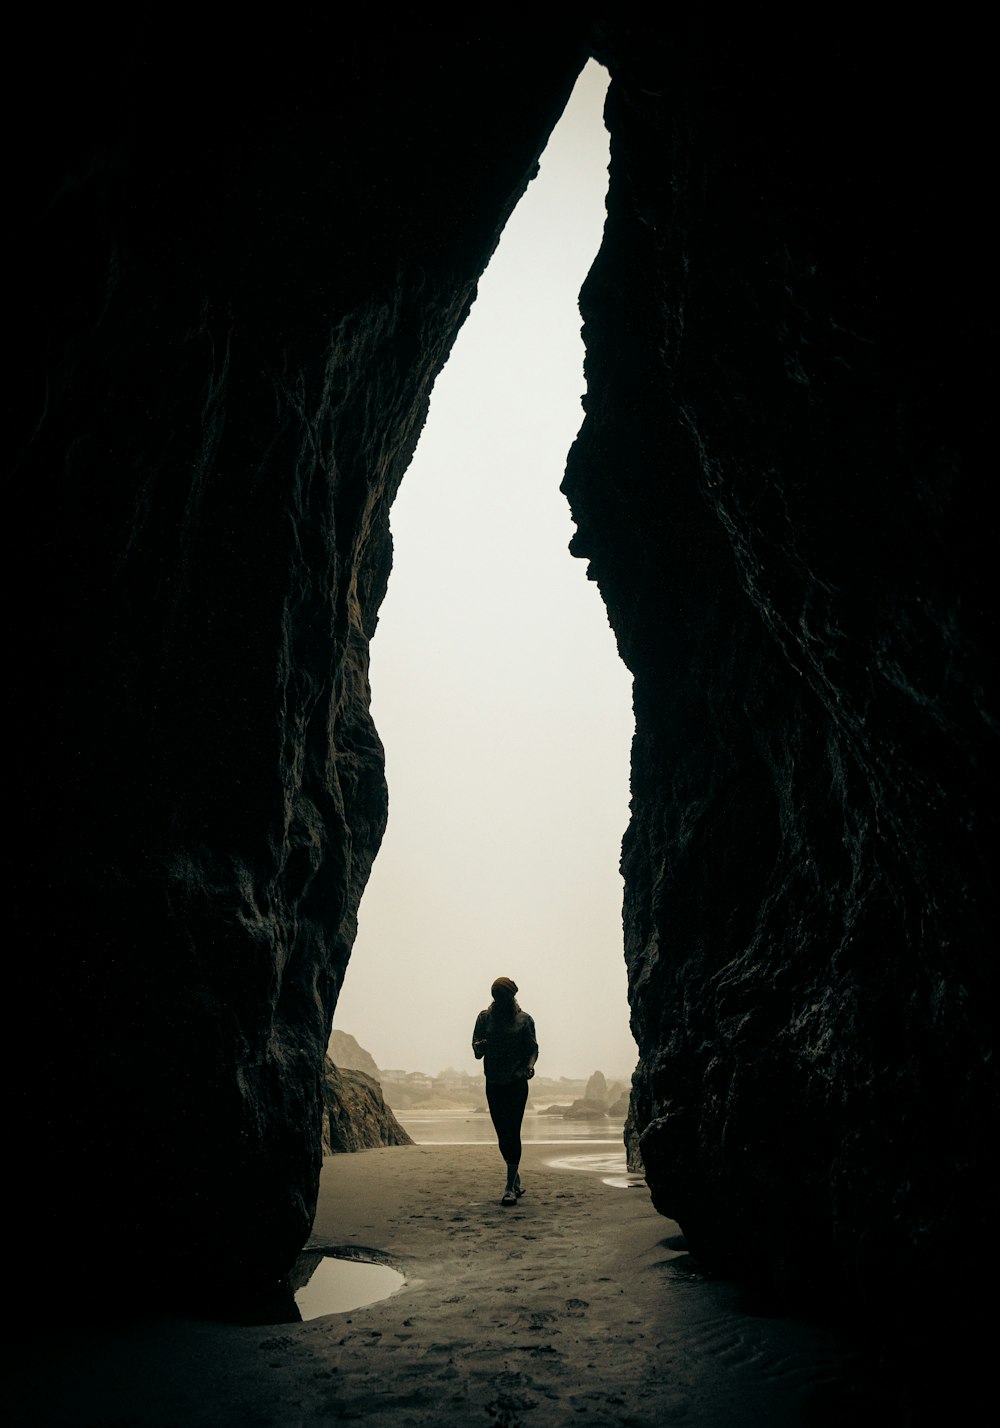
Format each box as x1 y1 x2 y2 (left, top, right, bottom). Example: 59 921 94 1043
334 60 637 1091
9 20 993 1417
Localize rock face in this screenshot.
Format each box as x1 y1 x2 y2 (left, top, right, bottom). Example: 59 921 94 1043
11 17 586 1309
564 16 996 1336
624 1107 644 1176
321 1062 413 1154
322 1034 407 1150
11 10 996 1356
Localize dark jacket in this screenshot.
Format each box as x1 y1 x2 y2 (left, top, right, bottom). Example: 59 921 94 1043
472 1006 538 1085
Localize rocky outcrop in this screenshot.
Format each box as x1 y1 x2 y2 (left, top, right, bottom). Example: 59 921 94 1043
321 1033 408 1150
606 1090 629 1119
560 1070 623 1119
321 1062 413 1153
563 1100 609 1120
565 14 996 1345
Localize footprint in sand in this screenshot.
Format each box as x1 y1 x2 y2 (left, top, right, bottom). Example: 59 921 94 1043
528 1311 557 1328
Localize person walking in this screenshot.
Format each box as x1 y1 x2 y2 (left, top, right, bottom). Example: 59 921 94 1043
472 977 538 1205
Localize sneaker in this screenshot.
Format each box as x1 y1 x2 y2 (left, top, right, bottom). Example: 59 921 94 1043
514 1179 524 1198
501 1189 517 1206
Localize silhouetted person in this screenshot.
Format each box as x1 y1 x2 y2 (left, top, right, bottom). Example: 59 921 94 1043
472 977 538 1205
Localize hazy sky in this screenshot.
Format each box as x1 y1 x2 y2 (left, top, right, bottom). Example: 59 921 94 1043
334 61 637 1082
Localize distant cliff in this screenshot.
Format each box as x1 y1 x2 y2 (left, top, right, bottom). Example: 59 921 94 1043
328 1030 382 1079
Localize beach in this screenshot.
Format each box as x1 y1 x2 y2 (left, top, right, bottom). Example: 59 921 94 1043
10 1130 903 1427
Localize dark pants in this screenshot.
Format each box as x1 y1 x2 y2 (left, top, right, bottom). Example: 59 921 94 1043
485 1079 529 1166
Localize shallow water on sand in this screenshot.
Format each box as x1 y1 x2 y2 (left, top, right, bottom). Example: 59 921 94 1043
544 1148 648 1189
396 1107 624 1147
294 1256 405 1320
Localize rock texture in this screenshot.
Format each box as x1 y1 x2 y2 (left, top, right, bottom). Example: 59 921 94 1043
624 1105 644 1176
10 9 996 1369
564 15 997 1347
321 1061 413 1154
11 16 586 1309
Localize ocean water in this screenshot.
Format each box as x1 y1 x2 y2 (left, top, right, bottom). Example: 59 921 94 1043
394 1109 646 1189
394 1106 625 1148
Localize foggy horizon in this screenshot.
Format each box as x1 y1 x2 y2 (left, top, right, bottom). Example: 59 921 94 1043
333 61 638 1085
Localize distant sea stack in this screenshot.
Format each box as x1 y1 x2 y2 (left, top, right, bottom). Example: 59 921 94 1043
542 1069 630 1120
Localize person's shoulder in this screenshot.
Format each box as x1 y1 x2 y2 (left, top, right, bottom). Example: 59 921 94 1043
518 1010 536 1029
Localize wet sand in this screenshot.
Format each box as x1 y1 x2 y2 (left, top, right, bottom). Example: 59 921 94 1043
13 1144 895 1425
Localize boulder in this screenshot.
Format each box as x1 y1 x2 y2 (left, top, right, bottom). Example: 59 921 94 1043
563 1100 609 1120
322 1061 413 1153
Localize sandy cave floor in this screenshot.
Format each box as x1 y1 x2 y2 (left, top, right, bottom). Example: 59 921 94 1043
11 1144 909 1426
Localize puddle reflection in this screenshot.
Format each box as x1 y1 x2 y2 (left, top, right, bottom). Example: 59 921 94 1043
292 1253 405 1320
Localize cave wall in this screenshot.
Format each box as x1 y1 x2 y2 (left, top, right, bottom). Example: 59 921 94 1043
564 14 996 1332
11 10 995 1336
11 15 587 1306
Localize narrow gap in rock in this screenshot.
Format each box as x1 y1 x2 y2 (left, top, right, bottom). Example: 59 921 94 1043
335 60 636 1091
